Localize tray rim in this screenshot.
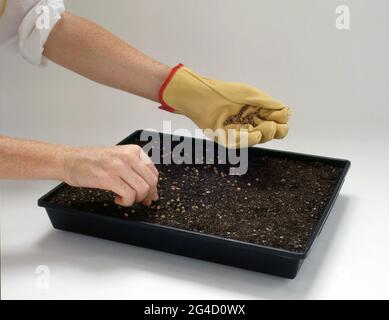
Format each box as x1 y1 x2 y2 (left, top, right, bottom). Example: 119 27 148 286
38 129 351 260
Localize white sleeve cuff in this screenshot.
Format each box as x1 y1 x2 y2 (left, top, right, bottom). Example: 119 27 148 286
18 0 65 66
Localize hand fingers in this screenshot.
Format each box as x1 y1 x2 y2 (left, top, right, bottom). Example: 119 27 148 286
138 148 159 176
118 146 158 206
136 148 159 204
109 178 136 207
224 118 289 146
252 116 289 142
132 161 159 204
223 124 262 147
274 123 289 139
258 107 291 124
121 169 153 204
224 121 274 145
255 121 276 143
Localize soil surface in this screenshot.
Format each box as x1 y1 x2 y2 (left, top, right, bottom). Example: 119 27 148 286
48 150 342 252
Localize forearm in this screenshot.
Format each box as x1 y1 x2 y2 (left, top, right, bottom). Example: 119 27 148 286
43 11 170 102
0 136 158 206
0 136 67 180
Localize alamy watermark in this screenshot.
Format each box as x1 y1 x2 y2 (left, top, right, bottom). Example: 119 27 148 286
34 4 351 32
336 5 350 30
140 121 249 175
35 265 50 290
35 5 50 30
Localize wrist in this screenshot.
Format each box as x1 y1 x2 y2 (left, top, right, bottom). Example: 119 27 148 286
53 145 76 183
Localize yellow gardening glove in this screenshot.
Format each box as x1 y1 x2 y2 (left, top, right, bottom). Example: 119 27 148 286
159 64 291 148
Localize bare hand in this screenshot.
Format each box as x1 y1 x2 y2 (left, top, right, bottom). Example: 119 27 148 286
62 145 159 207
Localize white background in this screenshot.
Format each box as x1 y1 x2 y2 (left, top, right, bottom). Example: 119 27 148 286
1 0 389 299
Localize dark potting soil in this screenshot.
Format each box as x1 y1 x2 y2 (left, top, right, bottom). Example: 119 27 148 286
47 155 342 252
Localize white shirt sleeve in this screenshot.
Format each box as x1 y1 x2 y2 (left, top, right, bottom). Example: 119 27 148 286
0 0 65 65
18 0 65 65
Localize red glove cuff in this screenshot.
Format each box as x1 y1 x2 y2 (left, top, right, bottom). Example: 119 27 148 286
158 63 184 112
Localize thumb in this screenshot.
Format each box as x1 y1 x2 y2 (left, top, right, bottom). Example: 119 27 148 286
239 85 286 110
206 79 286 110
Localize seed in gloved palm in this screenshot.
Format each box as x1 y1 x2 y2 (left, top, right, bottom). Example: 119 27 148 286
224 105 256 126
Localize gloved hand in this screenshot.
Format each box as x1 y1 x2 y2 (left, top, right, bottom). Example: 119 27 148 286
158 64 291 148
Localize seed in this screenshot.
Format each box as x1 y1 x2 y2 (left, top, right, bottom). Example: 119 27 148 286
124 213 129 218
236 187 241 191
247 183 251 187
